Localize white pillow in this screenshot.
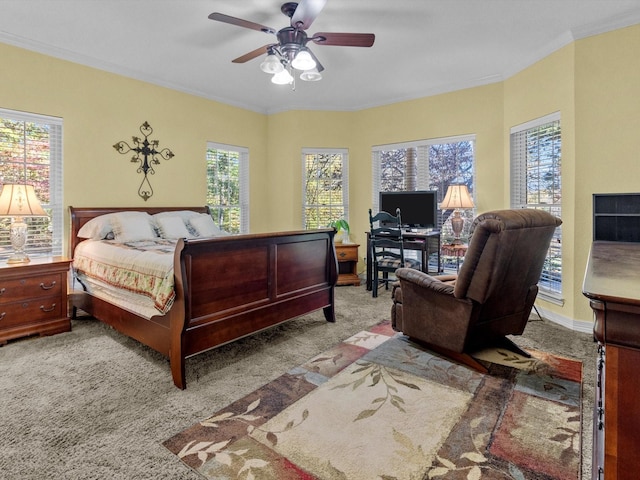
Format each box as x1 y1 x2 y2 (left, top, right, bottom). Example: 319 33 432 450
77 211 148 239
189 214 229 237
111 212 157 243
152 210 201 222
78 214 115 239
155 216 193 239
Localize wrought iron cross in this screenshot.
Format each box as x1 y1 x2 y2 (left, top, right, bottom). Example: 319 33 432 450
113 121 175 201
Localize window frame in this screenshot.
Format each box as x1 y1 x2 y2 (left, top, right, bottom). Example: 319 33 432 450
301 148 349 229
510 111 563 302
371 134 476 230
0 108 63 259
205 142 249 234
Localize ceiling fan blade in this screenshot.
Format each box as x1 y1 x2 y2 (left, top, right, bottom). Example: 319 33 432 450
312 32 375 47
232 44 272 64
290 0 327 30
208 12 276 35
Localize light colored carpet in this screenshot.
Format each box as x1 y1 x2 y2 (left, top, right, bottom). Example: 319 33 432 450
0 284 595 479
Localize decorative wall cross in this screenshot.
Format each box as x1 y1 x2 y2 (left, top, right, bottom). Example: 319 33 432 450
113 121 175 201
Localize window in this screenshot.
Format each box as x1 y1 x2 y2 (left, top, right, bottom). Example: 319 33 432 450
0 109 63 259
372 135 475 238
510 112 562 299
206 142 249 234
302 149 349 229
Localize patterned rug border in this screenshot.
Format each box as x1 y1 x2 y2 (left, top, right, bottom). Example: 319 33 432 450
163 321 583 480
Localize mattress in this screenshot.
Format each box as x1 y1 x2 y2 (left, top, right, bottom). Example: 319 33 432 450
72 239 177 317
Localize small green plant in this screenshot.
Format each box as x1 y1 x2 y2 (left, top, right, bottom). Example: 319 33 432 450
328 218 351 243
328 218 350 234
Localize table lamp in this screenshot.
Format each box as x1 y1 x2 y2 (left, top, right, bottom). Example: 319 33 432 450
0 184 47 263
440 184 475 244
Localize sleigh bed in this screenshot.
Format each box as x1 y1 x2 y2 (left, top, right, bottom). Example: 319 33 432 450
69 206 338 389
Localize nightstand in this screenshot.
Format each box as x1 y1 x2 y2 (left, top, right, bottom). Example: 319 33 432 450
0 256 72 345
335 243 360 286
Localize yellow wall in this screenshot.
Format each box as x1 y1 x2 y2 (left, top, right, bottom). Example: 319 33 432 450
573 24 640 321
266 110 357 232
2 24 640 327
0 43 270 246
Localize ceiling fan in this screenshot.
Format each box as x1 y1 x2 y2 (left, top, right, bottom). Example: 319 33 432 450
208 0 375 84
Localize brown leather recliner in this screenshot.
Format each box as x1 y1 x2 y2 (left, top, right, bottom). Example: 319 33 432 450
391 209 562 370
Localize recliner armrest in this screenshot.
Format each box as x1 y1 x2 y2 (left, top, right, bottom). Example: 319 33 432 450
396 268 455 295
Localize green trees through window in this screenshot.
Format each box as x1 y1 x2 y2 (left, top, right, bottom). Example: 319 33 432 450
303 149 348 229
206 143 249 234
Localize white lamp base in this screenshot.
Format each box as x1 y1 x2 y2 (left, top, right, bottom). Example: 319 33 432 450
7 218 30 264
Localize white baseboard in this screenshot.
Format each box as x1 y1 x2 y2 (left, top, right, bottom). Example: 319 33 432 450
533 304 594 335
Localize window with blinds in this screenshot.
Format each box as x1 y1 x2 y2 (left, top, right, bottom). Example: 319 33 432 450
302 149 348 229
206 142 249 234
510 112 562 298
0 109 63 259
371 136 475 232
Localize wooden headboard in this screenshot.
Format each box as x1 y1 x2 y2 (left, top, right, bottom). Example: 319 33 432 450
68 206 210 257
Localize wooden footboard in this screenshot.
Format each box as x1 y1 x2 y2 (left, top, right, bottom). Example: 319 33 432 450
170 229 337 388
69 207 338 389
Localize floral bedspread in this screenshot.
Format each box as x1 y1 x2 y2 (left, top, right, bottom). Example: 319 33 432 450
73 239 177 314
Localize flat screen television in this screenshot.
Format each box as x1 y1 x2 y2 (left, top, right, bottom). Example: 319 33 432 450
379 190 438 230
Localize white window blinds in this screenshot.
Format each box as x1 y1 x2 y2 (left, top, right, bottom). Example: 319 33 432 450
206 142 249 234
302 148 349 229
510 112 562 298
0 108 63 258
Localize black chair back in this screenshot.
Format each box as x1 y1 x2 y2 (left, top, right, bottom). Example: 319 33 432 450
368 208 408 297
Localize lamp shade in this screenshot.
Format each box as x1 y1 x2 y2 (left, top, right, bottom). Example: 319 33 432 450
0 184 47 217
291 49 316 71
260 54 284 74
300 68 322 82
271 69 294 85
440 184 475 210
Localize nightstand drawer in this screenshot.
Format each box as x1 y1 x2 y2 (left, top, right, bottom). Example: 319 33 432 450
336 245 358 262
0 273 63 304
0 296 63 328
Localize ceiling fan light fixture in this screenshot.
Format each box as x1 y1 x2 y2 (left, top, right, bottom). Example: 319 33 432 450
291 49 316 71
260 53 284 74
300 68 322 82
271 68 294 85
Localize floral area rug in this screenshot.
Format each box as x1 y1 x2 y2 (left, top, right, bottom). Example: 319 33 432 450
163 321 582 480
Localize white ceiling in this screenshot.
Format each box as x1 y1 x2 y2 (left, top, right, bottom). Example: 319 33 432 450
2 0 640 114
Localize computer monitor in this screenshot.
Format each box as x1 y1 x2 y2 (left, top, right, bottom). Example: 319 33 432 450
379 190 438 229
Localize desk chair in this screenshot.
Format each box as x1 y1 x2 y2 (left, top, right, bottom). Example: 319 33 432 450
368 208 421 298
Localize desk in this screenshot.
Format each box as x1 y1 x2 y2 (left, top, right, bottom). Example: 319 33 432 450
441 243 468 272
583 241 640 480
366 230 440 291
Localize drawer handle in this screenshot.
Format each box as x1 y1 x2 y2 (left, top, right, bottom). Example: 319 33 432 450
40 281 57 290
339 252 347 258
0 288 5 296
0 312 5 321
40 303 56 313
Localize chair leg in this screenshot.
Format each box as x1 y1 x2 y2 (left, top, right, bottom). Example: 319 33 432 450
372 266 378 297
420 342 489 374
493 336 532 358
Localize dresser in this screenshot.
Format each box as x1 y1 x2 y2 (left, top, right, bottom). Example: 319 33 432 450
582 241 640 480
0 256 72 344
